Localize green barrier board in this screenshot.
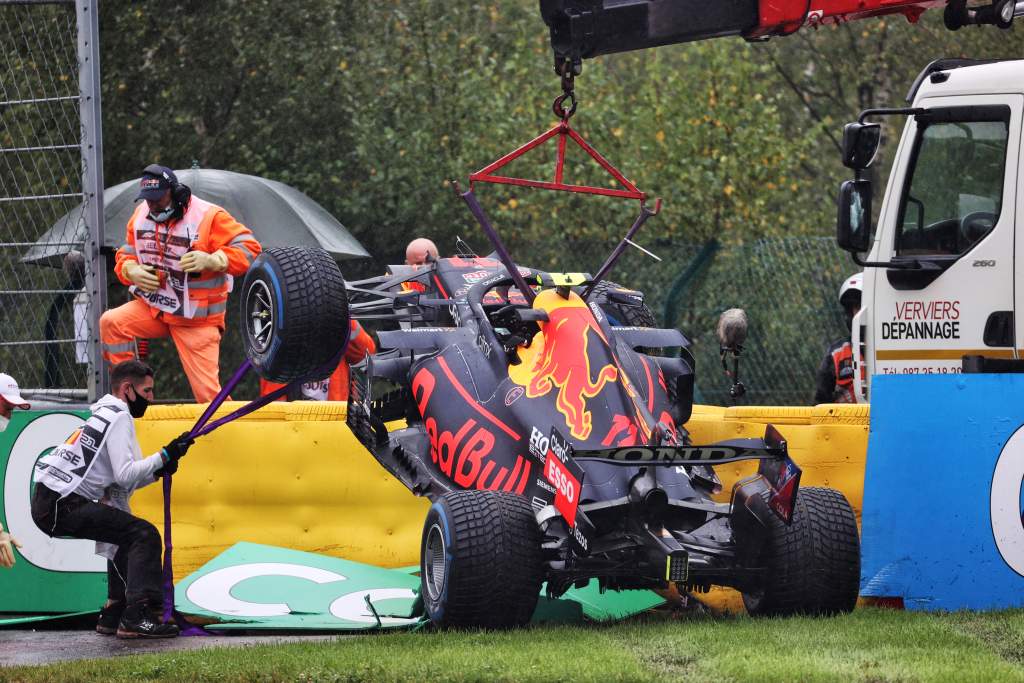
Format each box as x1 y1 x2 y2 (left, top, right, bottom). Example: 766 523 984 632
176 542 422 631
542 582 665 622
0 410 106 613
0 610 97 627
179 542 664 631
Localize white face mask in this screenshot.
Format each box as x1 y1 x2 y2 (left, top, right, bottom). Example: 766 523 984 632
147 205 175 223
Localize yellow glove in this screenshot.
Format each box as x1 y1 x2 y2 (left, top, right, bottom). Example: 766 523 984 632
0 522 22 569
180 249 228 274
123 261 161 293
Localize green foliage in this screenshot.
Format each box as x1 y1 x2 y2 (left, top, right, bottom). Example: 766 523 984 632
6 1 1024 401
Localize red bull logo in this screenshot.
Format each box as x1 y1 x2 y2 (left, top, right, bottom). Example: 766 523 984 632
511 290 618 440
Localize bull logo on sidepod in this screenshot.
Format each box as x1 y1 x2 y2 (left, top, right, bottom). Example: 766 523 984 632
510 289 617 441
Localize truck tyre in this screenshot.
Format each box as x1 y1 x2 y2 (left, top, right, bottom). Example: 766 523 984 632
421 490 543 629
240 246 349 383
591 280 658 327
743 486 860 616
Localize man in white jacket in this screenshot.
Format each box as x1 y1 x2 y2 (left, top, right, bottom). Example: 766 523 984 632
30 360 193 638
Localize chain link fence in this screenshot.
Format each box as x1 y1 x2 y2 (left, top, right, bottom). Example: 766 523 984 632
0 0 104 403
502 233 853 406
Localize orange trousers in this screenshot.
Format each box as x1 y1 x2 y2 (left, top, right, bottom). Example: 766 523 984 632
100 298 223 402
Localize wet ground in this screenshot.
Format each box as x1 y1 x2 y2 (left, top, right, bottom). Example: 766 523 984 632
0 618 339 668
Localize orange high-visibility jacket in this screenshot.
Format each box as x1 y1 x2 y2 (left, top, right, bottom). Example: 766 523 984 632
114 197 262 328
260 321 376 402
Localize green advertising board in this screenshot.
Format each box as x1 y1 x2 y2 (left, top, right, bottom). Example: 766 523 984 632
0 410 107 613
177 542 665 630
176 542 422 630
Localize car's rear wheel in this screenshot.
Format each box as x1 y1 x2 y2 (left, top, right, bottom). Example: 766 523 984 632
591 280 658 327
240 246 349 383
420 490 543 629
742 486 860 616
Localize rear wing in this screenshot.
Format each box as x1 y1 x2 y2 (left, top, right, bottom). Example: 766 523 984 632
573 424 802 523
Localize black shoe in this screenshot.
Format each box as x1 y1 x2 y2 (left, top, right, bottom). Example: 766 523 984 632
96 601 125 635
116 603 180 639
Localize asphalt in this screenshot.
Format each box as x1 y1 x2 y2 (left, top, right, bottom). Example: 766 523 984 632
0 624 340 668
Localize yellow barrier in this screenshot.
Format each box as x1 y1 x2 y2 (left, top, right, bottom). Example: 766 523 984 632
133 403 429 577
133 402 869 610
685 403 869 611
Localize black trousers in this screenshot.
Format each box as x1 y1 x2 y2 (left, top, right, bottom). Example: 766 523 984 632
108 554 128 603
31 484 162 605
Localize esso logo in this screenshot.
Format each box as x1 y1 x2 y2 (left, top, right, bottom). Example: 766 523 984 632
991 425 1024 577
545 457 576 503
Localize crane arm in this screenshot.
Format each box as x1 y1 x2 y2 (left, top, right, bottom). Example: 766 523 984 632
541 0 1022 73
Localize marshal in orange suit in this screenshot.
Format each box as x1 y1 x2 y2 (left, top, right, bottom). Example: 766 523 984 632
101 165 262 402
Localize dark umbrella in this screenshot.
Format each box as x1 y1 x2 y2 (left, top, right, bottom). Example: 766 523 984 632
22 168 369 266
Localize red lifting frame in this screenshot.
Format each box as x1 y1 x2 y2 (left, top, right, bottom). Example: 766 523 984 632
469 118 647 203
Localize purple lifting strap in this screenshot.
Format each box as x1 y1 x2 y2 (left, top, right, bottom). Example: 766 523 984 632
161 326 353 631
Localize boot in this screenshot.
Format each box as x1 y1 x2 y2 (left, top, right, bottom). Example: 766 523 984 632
116 602 180 639
96 600 124 635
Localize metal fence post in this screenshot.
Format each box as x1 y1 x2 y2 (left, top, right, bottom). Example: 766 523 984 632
76 0 107 399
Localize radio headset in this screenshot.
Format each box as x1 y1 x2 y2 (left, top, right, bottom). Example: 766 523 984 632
143 163 191 220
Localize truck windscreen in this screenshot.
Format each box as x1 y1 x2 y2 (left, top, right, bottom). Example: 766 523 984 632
895 109 1010 258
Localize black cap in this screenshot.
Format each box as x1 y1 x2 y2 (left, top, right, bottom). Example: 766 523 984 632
136 164 177 202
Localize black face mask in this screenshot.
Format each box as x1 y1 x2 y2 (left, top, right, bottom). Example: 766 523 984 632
126 384 150 418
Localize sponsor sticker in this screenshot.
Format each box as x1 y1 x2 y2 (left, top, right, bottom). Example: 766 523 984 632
543 428 584 526
504 386 524 406
570 513 594 556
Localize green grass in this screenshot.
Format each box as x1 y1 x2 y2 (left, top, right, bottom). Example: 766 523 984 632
4 609 1024 683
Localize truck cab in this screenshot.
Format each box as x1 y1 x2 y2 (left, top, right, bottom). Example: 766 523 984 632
836 59 1024 401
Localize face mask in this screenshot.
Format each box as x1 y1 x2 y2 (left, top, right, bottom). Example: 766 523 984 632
148 205 175 223
126 384 149 418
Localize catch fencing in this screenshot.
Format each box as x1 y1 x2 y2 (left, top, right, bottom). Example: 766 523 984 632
508 234 854 406
0 0 105 403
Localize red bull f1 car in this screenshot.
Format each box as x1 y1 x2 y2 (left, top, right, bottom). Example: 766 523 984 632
240 233 860 628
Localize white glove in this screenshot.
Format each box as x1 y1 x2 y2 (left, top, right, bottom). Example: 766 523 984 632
180 250 228 274
0 523 22 569
123 261 161 293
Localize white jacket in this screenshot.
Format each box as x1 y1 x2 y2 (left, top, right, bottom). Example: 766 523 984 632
35 394 164 502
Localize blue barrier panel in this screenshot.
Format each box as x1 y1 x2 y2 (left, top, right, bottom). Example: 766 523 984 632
861 374 1024 610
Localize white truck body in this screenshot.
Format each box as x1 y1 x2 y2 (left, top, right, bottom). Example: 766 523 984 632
852 60 1024 401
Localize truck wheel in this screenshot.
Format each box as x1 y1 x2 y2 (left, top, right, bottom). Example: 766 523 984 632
591 280 658 327
421 490 543 629
743 486 860 616
240 246 349 383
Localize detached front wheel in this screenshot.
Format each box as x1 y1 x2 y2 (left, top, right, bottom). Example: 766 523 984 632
240 246 350 383
421 490 543 629
743 486 860 616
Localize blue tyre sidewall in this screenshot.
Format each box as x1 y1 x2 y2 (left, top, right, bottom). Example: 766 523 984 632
422 499 454 623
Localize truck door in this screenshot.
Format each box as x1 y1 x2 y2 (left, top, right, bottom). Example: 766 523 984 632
870 95 1021 382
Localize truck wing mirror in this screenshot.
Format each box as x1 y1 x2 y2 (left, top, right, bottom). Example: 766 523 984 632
836 179 872 253
841 122 881 170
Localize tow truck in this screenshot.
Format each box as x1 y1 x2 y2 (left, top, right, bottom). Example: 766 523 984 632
541 0 1022 401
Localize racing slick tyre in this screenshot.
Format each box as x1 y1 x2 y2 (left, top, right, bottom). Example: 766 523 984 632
421 490 543 629
591 280 658 328
240 246 349 383
742 486 860 617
